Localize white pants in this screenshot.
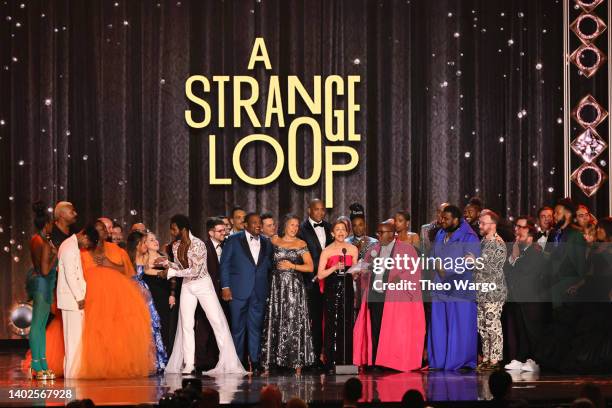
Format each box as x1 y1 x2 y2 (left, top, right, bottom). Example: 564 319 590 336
61 309 83 379
166 275 245 374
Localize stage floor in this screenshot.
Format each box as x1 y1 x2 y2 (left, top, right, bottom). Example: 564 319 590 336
1 350 611 406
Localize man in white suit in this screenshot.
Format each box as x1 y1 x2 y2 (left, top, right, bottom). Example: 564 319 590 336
56 225 98 378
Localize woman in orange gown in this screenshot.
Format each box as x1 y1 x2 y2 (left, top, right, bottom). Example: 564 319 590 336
27 222 155 378
76 221 154 378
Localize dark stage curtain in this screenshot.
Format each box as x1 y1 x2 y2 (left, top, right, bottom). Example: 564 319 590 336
0 0 578 337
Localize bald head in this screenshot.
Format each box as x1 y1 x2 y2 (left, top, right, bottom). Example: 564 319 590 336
54 201 77 225
98 217 113 234
309 198 322 207
308 199 326 223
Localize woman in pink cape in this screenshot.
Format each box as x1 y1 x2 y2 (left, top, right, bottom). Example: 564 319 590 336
353 221 425 372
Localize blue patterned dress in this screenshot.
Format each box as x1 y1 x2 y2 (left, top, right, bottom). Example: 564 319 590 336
133 265 168 371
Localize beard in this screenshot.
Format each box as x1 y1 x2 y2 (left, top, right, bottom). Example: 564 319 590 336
444 223 460 233
554 218 567 230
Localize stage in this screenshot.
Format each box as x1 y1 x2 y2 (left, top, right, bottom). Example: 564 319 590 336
1 348 611 407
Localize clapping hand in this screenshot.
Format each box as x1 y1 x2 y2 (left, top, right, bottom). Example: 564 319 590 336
512 240 520 260
153 256 168 268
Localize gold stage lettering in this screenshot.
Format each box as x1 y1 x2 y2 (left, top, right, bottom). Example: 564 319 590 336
185 38 361 208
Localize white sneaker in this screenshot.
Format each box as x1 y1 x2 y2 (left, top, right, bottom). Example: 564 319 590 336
504 360 524 370
520 371 540 381
520 359 539 372
507 370 523 383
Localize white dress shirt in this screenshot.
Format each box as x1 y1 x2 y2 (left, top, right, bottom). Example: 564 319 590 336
537 232 548 250
211 237 223 262
245 231 261 263
373 239 395 293
309 217 327 249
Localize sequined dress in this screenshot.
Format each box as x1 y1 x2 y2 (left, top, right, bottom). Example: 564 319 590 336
323 254 354 366
260 245 316 370
134 265 168 371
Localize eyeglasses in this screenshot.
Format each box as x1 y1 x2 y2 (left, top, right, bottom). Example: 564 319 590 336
514 224 529 229
214 228 225 233
477 221 495 226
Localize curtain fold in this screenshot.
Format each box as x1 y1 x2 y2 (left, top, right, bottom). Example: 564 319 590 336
0 0 575 338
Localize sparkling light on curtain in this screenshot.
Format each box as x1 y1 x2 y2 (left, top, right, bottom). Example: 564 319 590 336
0 0 569 337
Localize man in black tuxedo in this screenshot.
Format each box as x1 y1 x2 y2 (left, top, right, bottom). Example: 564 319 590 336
297 199 333 367
536 206 554 252
194 218 228 371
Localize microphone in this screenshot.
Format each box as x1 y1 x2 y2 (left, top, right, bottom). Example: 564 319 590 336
339 248 347 275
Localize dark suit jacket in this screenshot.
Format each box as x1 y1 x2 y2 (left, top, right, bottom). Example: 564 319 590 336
195 238 223 369
219 231 273 301
505 244 550 302
204 238 221 293
297 219 333 287
547 225 587 281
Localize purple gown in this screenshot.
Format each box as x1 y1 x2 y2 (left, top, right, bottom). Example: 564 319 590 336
427 219 480 370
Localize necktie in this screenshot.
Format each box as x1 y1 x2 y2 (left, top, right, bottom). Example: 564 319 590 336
313 222 323 228
553 229 562 247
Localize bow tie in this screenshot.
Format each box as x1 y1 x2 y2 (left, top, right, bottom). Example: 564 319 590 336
250 235 259 241
313 222 324 228
216 243 222 249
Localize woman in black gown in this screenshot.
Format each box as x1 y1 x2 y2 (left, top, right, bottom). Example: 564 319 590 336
140 231 179 352
317 220 359 372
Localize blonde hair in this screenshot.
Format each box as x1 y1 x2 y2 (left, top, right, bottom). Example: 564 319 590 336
53 201 73 220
